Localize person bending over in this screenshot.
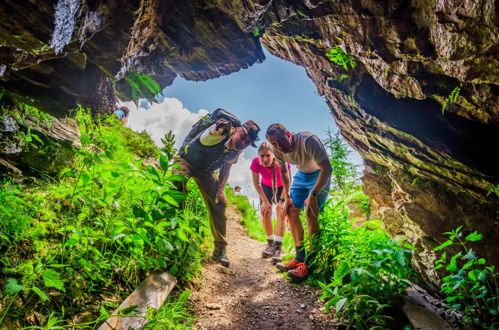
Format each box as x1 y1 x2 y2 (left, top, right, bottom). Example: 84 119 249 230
266 123 332 282
175 109 260 267
250 142 290 263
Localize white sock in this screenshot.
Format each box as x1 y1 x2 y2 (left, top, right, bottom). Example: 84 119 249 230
266 235 274 241
274 236 283 242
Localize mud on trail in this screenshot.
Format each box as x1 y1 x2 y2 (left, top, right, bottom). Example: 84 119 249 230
189 206 338 329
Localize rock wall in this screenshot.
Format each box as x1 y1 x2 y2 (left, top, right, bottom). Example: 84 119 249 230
0 112 81 178
0 0 497 285
252 0 498 283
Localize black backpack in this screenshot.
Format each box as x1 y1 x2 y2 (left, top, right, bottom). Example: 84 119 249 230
179 108 241 155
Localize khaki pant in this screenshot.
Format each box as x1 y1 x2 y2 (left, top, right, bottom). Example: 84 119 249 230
173 158 228 251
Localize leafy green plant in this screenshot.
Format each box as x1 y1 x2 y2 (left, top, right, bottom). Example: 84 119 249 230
432 226 498 326
0 108 209 327
441 83 462 115
145 290 195 329
308 131 414 328
314 210 413 329
323 129 359 196
125 73 162 102
252 28 261 37
325 46 356 70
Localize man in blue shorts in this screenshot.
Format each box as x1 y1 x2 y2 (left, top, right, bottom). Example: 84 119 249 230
266 123 332 282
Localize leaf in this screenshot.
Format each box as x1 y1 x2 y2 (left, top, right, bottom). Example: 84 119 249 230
325 299 335 313
161 193 179 207
3 278 26 296
465 231 482 242
403 243 417 251
462 249 476 260
334 261 350 285
163 239 174 251
434 240 453 251
446 253 462 272
42 269 66 292
147 165 159 178
395 250 406 266
335 298 347 312
159 154 169 171
462 260 474 271
59 167 73 178
80 172 91 186
468 270 478 281
478 271 487 282
31 133 44 145
32 286 50 302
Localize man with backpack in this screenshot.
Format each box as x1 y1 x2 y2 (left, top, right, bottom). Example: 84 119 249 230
174 109 260 267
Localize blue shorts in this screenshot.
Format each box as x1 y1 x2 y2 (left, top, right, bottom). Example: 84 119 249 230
290 170 330 211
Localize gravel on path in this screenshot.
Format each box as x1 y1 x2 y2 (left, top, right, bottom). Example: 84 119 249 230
190 205 339 330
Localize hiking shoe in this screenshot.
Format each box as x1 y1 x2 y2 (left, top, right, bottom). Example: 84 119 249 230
262 240 274 258
212 249 230 267
276 258 299 272
271 241 283 263
287 263 308 282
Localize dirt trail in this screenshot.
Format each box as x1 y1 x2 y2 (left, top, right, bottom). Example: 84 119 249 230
190 206 338 329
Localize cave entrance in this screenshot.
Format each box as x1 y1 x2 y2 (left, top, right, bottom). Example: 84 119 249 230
124 48 362 203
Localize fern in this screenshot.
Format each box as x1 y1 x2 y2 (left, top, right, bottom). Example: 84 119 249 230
325 46 356 70
125 73 162 101
441 83 462 115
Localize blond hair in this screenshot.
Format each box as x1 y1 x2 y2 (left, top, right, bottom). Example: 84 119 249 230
258 141 274 154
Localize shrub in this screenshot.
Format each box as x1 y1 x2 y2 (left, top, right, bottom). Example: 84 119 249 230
432 226 498 327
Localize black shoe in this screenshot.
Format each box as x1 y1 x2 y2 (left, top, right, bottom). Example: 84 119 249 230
212 249 230 267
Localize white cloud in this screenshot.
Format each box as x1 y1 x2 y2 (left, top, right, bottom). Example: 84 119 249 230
122 98 208 148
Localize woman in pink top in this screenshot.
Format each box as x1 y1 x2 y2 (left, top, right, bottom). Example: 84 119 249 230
250 142 290 263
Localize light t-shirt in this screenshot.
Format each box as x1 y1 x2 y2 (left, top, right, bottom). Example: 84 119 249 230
250 157 290 187
274 131 329 173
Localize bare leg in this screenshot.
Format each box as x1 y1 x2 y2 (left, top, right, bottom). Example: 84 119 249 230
261 204 274 237
275 201 286 237
305 208 320 250
287 206 304 246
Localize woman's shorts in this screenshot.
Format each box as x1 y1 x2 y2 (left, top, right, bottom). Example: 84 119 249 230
290 170 330 211
260 183 283 205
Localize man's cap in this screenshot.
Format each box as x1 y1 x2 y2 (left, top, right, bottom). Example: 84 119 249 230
242 120 260 147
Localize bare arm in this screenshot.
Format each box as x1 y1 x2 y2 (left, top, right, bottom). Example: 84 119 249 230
252 171 271 216
306 158 332 217
311 159 332 194
279 163 291 199
216 162 232 204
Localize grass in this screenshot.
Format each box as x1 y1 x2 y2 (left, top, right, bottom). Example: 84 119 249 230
144 290 195 330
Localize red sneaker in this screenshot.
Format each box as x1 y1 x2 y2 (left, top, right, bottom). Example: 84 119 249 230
287 263 308 282
276 258 299 272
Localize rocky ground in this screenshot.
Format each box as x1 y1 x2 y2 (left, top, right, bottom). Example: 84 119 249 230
189 205 339 330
